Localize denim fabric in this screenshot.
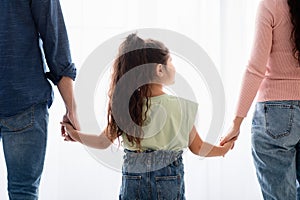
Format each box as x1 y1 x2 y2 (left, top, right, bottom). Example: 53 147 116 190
252 101 300 200
0 102 48 200
0 0 76 117
119 150 185 200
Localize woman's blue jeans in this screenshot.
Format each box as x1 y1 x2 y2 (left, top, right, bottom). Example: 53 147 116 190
252 101 300 200
0 102 48 200
119 150 185 200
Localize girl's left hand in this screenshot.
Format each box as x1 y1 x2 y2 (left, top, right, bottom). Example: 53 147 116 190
220 116 244 148
220 126 240 147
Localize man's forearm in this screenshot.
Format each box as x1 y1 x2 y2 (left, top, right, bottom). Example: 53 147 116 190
57 76 77 113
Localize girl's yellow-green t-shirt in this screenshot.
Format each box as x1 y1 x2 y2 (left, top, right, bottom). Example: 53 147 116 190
122 94 198 151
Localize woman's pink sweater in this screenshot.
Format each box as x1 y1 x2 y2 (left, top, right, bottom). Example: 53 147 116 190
236 0 300 117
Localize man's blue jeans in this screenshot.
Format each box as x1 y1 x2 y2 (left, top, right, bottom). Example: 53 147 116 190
252 101 300 200
0 102 48 200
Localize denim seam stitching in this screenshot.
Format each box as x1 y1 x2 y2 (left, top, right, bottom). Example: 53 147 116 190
1 106 34 132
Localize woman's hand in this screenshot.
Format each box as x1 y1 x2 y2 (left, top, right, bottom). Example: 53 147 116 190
220 116 244 148
221 140 235 157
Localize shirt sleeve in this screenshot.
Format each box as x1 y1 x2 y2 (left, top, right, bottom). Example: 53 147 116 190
236 0 275 117
30 0 76 85
182 99 198 134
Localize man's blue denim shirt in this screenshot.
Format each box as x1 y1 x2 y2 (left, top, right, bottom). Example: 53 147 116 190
0 0 76 117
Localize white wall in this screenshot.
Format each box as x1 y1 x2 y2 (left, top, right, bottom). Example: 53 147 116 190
0 0 263 199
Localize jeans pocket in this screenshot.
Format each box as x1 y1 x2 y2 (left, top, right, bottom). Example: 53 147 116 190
120 175 141 200
156 175 180 200
1 106 34 133
265 104 294 139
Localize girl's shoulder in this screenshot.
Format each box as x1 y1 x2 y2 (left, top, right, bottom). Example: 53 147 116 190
151 94 196 103
152 94 198 111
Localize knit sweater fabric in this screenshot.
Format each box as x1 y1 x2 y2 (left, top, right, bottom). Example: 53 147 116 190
236 0 300 117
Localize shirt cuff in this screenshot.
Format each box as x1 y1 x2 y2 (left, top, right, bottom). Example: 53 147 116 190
46 63 76 85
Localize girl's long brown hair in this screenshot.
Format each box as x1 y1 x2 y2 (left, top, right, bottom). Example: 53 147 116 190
106 33 169 148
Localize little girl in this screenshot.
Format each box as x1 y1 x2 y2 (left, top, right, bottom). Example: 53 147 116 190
62 33 233 199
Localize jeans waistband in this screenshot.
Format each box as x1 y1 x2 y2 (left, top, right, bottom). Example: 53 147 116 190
123 149 183 173
257 100 300 107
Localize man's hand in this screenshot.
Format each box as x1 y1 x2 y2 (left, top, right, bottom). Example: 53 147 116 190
61 111 80 141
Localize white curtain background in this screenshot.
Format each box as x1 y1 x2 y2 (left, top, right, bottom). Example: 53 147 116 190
0 0 263 199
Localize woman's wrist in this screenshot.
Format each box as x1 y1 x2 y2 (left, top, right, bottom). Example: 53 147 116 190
233 116 244 128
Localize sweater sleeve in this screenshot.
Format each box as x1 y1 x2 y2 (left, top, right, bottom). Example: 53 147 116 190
236 0 275 117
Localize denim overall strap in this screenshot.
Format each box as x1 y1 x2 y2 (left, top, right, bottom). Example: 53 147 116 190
123 149 183 173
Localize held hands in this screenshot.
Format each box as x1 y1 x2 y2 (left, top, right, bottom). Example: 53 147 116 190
61 110 81 142
221 140 235 157
220 126 240 148
220 116 244 149
61 121 80 142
